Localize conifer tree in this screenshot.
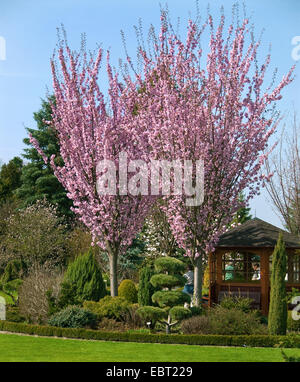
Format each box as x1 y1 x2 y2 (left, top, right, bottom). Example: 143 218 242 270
16 98 73 220
0 157 23 205
138 265 155 306
268 233 287 335
62 249 106 304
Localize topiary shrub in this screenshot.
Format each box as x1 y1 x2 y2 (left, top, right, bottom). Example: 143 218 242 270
136 306 167 330
138 266 155 306
154 257 186 274
118 279 138 303
60 249 106 306
169 306 192 321
137 256 190 334
48 305 97 328
83 296 130 322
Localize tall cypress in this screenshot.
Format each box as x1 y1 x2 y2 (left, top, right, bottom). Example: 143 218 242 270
268 233 287 335
138 266 155 306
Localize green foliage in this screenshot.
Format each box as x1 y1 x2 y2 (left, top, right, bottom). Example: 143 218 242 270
268 234 288 335
152 290 190 308
154 256 186 274
0 157 23 205
48 305 97 328
62 249 106 305
169 306 191 321
118 237 146 280
83 296 130 322
230 193 252 226
150 274 186 289
219 296 254 313
287 310 300 332
118 279 138 303
181 306 266 335
136 306 167 323
0 279 22 306
16 97 73 221
209 307 267 335
137 256 190 333
5 306 25 323
189 306 203 316
1 321 300 348
1 260 26 284
54 281 79 309
287 287 300 303
138 266 155 306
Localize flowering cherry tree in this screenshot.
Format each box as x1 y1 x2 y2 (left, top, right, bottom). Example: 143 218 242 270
130 10 294 305
30 42 155 296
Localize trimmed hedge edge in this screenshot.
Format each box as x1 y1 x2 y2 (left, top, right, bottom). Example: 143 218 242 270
0 321 299 348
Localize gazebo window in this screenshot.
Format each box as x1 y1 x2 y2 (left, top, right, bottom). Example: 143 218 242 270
222 252 260 282
269 254 300 283
292 254 300 282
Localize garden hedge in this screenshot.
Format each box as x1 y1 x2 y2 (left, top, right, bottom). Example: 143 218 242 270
0 321 300 348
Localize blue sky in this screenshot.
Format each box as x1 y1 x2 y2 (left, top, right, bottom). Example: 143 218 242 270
0 0 299 228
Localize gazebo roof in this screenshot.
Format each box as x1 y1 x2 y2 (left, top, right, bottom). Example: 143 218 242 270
217 217 300 249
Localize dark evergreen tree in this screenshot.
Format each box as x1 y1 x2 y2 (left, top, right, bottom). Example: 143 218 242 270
268 233 287 335
16 97 73 221
138 266 155 306
61 249 106 304
118 236 146 279
231 193 252 226
0 156 23 204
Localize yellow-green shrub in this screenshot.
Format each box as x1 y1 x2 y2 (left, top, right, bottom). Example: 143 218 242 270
118 279 138 303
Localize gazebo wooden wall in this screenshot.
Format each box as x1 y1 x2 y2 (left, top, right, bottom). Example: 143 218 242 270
209 247 299 316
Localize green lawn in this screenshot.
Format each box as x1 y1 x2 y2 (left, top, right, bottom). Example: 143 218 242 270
0 333 299 362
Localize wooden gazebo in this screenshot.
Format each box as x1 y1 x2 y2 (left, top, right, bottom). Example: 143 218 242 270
208 218 300 315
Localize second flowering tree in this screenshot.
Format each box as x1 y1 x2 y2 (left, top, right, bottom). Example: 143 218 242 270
130 10 294 305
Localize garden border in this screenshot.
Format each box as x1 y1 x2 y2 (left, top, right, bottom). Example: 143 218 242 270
0 321 300 348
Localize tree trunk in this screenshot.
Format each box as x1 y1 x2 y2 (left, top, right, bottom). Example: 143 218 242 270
108 251 118 297
193 254 203 307
166 315 171 334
